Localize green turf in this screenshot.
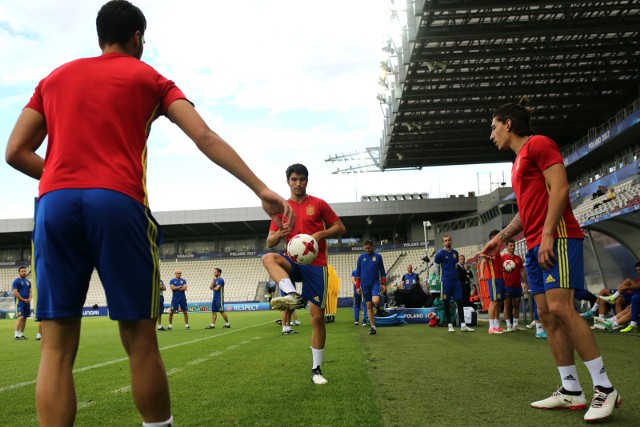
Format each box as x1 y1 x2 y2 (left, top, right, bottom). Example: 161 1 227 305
0 309 638 426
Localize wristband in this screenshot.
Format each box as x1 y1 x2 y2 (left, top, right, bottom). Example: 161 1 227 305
355 278 361 289
380 277 386 285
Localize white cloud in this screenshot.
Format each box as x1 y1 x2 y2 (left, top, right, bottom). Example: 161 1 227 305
0 0 514 221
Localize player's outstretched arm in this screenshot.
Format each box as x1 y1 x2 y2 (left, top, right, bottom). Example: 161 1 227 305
481 214 523 259
166 99 294 229
6 108 47 180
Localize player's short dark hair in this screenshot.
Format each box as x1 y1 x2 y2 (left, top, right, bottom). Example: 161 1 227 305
286 163 309 180
506 239 515 244
489 229 500 239
18 266 27 272
493 96 535 137
96 0 146 46
363 239 373 246
215 268 222 274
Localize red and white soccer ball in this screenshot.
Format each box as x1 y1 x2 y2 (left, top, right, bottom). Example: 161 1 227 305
503 259 516 273
286 234 319 265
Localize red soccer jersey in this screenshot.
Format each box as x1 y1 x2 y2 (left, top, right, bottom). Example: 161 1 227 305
483 257 503 280
502 253 524 288
26 53 188 206
269 195 340 266
511 135 583 249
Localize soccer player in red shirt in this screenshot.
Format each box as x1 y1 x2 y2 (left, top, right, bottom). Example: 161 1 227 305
5 1 292 425
482 97 620 422
501 239 528 332
262 163 346 385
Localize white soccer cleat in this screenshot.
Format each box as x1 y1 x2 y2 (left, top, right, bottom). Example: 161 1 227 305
270 292 306 310
597 294 617 304
311 366 328 385
584 387 621 422
448 325 455 333
531 388 587 410
460 325 475 332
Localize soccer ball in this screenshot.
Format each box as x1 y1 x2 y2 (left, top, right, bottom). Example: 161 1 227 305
503 259 516 273
286 234 319 265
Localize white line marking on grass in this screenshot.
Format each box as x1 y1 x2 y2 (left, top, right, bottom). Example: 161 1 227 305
0 321 273 394
166 367 182 377
187 358 207 366
112 385 131 394
0 379 37 393
208 351 223 357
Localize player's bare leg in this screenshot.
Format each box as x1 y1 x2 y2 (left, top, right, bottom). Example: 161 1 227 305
119 319 171 424
36 317 82 427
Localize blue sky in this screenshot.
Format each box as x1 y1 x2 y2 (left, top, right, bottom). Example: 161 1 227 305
0 0 513 219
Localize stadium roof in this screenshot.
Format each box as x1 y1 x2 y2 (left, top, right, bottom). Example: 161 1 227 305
378 0 640 170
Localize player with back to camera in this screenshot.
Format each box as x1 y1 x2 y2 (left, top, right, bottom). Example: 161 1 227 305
4 1 293 425
263 163 346 385
480 230 506 334
157 279 167 331
482 97 620 422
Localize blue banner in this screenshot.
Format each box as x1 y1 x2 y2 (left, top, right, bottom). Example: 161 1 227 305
387 307 436 323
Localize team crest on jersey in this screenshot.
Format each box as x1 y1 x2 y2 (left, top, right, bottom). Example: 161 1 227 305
497 293 502 299
372 256 377 261
306 205 315 216
453 253 457 259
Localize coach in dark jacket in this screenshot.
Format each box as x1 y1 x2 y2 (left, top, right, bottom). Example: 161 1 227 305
456 255 473 307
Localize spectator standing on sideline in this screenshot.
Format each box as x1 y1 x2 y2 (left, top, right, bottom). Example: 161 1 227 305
206 268 230 329
4 1 292 425
502 239 528 331
435 236 474 332
483 97 619 421
455 255 474 307
352 269 369 326
355 240 387 335
168 270 189 330
12 266 32 340
263 163 346 385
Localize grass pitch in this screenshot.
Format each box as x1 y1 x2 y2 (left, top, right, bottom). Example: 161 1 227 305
0 308 638 426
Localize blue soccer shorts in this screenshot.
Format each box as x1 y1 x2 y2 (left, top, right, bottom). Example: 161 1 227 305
361 283 381 303
17 301 31 318
212 299 225 313
525 238 584 296
284 255 327 308
441 276 462 301
488 278 506 301
33 189 162 320
171 297 188 313
505 285 523 299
